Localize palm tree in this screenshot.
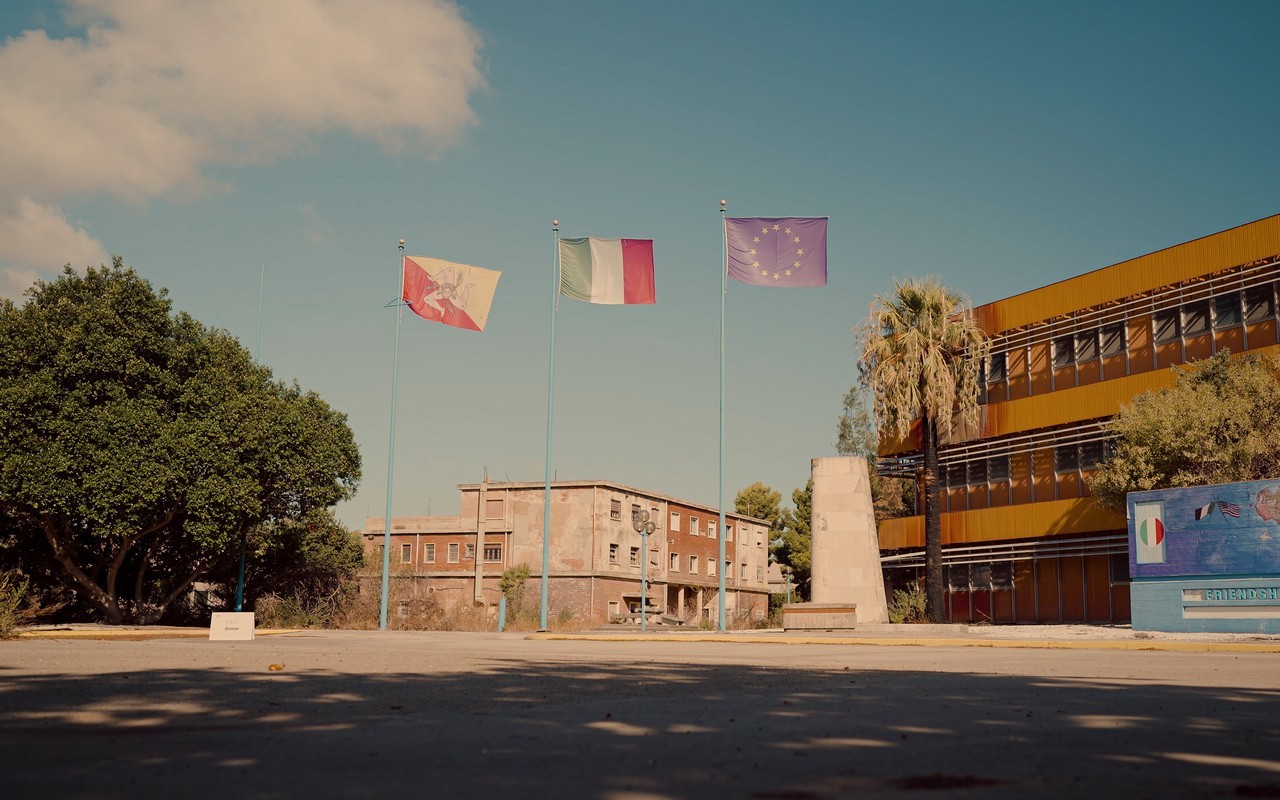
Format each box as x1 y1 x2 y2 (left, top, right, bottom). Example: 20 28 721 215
858 277 988 622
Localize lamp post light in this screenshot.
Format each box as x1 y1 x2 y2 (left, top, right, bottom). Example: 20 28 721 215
632 509 657 632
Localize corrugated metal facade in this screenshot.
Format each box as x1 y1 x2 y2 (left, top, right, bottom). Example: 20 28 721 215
974 214 1280 334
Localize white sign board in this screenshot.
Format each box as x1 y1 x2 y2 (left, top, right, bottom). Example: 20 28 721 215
209 611 255 641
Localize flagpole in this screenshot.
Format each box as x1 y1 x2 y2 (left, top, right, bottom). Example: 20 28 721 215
539 220 560 632
234 261 267 613
718 199 728 632
379 239 407 631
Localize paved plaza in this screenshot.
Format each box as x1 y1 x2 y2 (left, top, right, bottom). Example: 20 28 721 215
2 629 1278 799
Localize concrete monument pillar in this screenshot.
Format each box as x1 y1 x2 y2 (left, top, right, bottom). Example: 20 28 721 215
784 456 888 628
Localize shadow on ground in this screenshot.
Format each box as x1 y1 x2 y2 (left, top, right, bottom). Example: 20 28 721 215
1 656 1278 799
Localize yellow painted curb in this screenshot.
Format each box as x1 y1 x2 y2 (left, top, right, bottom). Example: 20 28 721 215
523 632 1280 653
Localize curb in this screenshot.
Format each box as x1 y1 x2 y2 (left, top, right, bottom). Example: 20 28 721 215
523 632 1280 653
15 628 303 640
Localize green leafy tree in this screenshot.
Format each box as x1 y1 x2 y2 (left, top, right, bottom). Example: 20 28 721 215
214 509 365 609
858 277 987 622
500 564 532 619
772 480 812 599
734 482 781 529
0 261 361 624
1089 351 1280 511
836 384 916 520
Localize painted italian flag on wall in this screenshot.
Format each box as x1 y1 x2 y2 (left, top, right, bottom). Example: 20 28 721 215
558 237 655 305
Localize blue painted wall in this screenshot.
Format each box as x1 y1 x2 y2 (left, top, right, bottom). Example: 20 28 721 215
1128 478 1280 633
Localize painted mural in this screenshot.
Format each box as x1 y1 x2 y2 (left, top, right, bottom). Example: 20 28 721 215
1127 478 1280 579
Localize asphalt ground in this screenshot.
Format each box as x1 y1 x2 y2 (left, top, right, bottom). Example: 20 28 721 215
2 628 1279 799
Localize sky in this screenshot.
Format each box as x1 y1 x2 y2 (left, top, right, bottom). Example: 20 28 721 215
2 0 1278 529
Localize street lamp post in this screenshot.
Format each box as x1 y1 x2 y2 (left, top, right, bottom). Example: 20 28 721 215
632 509 657 632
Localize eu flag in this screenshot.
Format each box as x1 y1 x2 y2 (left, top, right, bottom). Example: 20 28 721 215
725 217 827 287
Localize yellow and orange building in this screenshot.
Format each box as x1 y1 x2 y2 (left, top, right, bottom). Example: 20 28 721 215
877 214 1280 623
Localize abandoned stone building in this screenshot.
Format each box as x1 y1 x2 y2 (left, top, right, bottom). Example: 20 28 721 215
363 479 774 624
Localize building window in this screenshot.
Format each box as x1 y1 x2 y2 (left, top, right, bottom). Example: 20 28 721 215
608 601 621 618
740 563 748 578
757 532 764 548
690 516 699 535
464 543 475 560
709 521 717 540
1053 334 1074 368
707 559 716 577
448 543 460 563
609 543 619 564
423 543 436 563
757 566 764 582
651 508 660 529
1075 329 1099 362
1214 291 1242 329
485 497 503 519
670 511 680 530
630 503 641 523
726 526 734 542
986 351 1007 384
1100 323 1126 357
1080 441 1105 469
670 552 679 572
1245 284 1276 323
630 546 639 566
400 544 412 563
970 563 993 589
968 458 988 485
946 462 966 487
1054 444 1079 473
484 545 502 562
987 454 1011 482
1183 300 1210 337
610 499 622 520
1153 308 1181 343
689 555 698 574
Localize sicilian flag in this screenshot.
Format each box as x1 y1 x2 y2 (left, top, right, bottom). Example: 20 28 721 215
1219 501 1241 518
1193 503 1214 521
559 237 655 305
726 217 828 287
402 256 502 332
1133 501 1166 564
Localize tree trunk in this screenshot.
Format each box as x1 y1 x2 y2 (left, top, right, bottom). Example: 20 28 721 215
135 561 206 625
922 415 945 623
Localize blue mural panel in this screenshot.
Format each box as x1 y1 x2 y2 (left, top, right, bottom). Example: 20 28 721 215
1127 478 1280 579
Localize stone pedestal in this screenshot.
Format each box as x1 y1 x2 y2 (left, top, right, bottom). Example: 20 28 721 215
785 456 887 628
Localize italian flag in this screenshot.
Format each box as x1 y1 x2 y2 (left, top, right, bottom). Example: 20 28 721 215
559 237 655 305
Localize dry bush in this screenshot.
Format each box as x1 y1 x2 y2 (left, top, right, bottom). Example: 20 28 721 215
0 571 66 638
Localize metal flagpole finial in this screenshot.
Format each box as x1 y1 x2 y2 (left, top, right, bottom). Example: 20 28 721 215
720 199 726 209
399 239 405 250
553 219 559 230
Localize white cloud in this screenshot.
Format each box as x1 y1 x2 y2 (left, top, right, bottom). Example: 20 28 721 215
0 198 107 297
0 0 484 295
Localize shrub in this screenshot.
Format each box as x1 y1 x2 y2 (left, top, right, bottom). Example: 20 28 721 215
888 582 929 624
0 571 30 638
